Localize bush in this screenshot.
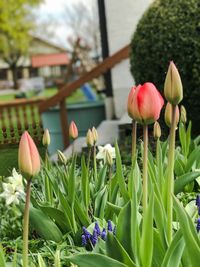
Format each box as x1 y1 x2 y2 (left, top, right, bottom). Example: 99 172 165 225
130 0 200 134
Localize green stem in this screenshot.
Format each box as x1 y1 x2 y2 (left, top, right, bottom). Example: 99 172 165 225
22 180 31 267
108 166 112 201
143 124 148 213
87 147 92 171
45 148 48 168
132 120 137 164
93 145 97 182
167 105 177 244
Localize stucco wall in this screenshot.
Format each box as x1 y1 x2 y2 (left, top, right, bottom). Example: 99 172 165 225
104 0 153 118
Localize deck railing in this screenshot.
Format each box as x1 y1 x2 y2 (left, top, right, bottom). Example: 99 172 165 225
0 98 44 145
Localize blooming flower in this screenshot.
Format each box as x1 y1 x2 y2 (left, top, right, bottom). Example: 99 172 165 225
107 220 113 232
0 168 24 205
197 218 200 233
96 144 115 163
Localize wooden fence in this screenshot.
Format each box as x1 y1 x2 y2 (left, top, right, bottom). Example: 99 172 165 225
0 98 44 145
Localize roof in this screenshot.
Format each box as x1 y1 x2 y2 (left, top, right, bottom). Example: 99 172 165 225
31 53 69 67
31 35 67 52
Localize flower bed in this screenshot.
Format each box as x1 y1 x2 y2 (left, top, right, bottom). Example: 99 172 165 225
0 62 200 267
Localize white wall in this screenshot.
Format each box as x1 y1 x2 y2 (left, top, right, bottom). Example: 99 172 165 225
105 0 153 118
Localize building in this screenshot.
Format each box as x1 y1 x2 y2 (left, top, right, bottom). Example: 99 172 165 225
98 0 153 119
0 36 69 88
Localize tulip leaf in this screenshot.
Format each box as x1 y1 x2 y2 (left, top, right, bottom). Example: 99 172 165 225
106 232 136 267
68 155 76 205
140 190 154 267
0 244 6 267
173 196 200 267
174 171 200 194
81 156 90 209
115 142 130 202
38 206 69 233
185 147 200 172
38 254 46 267
152 229 166 267
67 253 128 267
161 229 184 267
94 186 108 219
116 201 134 260
29 206 63 242
97 165 107 192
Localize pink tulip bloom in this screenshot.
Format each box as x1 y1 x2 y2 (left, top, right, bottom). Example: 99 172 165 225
129 82 164 124
18 131 40 179
69 121 78 139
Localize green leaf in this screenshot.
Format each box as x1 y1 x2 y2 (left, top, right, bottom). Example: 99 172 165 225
140 190 154 267
94 186 108 219
115 142 129 202
68 155 76 205
106 232 136 267
67 253 128 267
116 201 134 260
174 171 200 194
97 165 107 192
173 197 200 267
0 244 6 267
39 206 69 233
81 156 90 209
185 147 200 172
38 254 46 267
106 202 122 216
161 229 184 267
29 206 63 242
152 229 165 267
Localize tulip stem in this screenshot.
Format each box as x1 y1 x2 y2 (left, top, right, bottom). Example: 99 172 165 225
23 179 31 267
132 120 137 164
167 105 177 244
93 145 97 182
143 124 148 212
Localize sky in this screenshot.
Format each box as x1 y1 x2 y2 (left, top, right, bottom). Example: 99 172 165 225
36 0 94 48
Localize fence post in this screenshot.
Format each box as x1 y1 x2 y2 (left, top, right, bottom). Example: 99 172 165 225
57 81 69 148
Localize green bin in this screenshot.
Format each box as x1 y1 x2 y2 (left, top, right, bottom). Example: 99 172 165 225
41 100 105 155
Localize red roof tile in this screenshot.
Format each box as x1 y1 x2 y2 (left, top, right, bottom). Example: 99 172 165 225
31 53 69 67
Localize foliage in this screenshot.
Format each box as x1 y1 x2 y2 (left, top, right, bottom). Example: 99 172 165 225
0 0 42 87
130 0 200 134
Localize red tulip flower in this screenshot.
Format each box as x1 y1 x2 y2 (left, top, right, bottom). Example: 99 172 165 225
18 131 40 179
69 121 78 139
128 82 164 124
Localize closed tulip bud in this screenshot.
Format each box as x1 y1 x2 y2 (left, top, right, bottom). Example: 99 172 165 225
105 150 113 166
18 131 40 179
57 150 67 165
164 102 180 128
86 129 94 147
127 86 137 117
180 105 187 124
92 127 98 144
69 121 78 139
164 61 183 105
153 121 161 139
42 129 50 147
129 82 164 124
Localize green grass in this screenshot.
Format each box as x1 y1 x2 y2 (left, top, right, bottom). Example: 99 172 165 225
0 87 97 103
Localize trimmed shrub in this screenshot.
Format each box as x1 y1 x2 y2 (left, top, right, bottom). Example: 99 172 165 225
130 0 200 134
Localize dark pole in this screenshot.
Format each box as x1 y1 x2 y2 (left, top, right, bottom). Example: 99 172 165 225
97 0 113 97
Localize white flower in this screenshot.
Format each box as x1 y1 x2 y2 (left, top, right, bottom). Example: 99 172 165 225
0 168 24 205
7 168 24 194
96 144 116 163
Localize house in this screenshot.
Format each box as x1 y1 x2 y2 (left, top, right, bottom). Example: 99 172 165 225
0 36 69 88
98 0 153 119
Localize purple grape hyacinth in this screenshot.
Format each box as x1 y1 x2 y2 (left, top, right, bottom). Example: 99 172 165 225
197 218 200 233
81 220 117 247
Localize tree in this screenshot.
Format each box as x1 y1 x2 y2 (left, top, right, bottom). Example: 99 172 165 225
0 0 42 89
63 1 101 61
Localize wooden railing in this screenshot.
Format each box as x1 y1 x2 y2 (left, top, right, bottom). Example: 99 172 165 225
0 98 44 145
39 44 130 148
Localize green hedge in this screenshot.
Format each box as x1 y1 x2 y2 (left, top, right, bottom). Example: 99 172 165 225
130 0 200 134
